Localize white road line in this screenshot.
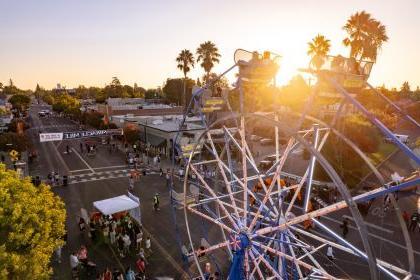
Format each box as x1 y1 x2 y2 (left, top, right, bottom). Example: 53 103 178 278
343 215 394 234
93 165 128 170
68 174 129 185
71 148 95 173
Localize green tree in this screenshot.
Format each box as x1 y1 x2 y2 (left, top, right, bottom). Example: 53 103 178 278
307 34 331 70
196 41 221 83
400 81 410 95
8 94 31 112
163 78 195 105
343 11 388 62
176 49 195 108
2 79 20 95
34 84 45 101
0 164 66 278
0 132 30 152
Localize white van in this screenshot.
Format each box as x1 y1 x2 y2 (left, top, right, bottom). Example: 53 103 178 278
385 134 409 144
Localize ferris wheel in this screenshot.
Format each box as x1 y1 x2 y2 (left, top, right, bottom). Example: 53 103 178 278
172 49 420 279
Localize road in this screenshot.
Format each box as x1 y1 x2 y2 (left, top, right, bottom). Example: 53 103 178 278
26 103 420 279
27 103 189 279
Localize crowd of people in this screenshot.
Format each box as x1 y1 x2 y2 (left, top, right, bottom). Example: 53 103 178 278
75 212 151 279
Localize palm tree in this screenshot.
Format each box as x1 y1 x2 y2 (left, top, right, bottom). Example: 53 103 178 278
196 41 221 83
343 11 388 62
176 49 195 107
307 34 331 70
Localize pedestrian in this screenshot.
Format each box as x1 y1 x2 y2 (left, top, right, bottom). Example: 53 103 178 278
103 225 109 243
129 175 134 192
123 232 131 256
55 245 62 263
159 168 163 176
80 142 83 153
153 193 160 211
54 172 60 186
136 257 146 275
89 221 96 242
78 217 86 232
136 229 143 251
402 210 410 227
103 268 112 280
110 228 116 245
66 145 70 155
117 234 125 257
326 245 334 261
340 218 349 238
409 212 418 231
70 251 79 273
125 266 136 280
145 236 152 255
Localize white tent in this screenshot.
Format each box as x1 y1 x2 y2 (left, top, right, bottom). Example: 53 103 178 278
93 195 139 216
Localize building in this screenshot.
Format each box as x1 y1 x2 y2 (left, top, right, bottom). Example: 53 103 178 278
95 98 183 120
112 114 205 158
0 97 13 132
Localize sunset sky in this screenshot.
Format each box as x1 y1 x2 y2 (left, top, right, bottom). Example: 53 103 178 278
1 0 419 90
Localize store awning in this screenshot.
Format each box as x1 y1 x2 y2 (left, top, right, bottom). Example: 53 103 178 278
93 195 139 215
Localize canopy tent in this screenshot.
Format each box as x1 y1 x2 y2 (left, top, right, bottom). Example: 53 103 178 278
93 195 139 216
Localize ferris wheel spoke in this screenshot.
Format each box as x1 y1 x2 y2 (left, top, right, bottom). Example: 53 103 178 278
205 131 241 220
311 219 402 279
189 164 240 231
248 139 295 232
250 246 282 278
248 249 265 279
284 234 304 279
252 241 338 280
240 115 249 227
187 204 237 234
217 162 278 218
290 225 410 277
292 225 410 277
222 125 259 173
284 127 331 216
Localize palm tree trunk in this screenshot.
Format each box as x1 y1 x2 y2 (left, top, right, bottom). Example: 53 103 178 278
183 75 186 109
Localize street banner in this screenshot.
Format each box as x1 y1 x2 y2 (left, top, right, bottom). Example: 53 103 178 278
39 132 64 142
62 129 123 140
39 129 123 142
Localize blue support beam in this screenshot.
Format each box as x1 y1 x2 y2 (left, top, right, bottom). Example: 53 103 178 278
327 76 420 166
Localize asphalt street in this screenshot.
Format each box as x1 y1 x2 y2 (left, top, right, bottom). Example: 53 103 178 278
26 102 420 279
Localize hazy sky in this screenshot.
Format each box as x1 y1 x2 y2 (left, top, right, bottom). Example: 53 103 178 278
1 0 419 90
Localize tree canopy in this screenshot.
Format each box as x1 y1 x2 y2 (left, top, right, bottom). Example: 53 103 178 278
0 164 66 278
8 94 31 112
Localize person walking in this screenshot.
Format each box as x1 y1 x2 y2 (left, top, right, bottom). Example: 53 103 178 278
123 232 131 256
109 228 116 245
55 245 62 263
340 218 349 238
70 251 79 274
128 175 134 192
136 229 143 251
402 210 410 227
326 245 335 261
409 212 418 232
125 266 136 280
153 193 160 211
145 236 152 255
